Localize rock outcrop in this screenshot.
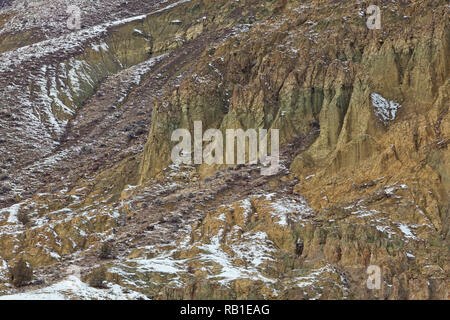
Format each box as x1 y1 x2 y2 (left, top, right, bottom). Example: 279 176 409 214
0 0 448 300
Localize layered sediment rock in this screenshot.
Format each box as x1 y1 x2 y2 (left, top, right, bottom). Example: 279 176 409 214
0 0 448 299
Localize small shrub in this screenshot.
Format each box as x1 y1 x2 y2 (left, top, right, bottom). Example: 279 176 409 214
0 185 11 193
9 258 33 287
99 242 114 259
88 267 107 288
17 211 30 226
187 265 195 274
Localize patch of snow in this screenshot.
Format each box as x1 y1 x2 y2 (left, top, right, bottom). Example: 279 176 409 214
371 93 401 124
398 223 417 240
295 265 348 296
151 0 192 15
0 276 147 300
351 207 379 218
91 42 109 52
375 225 397 238
50 252 61 260
0 260 8 281
130 253 185 274
230 231 275 267
0 203 22 224
269 197 314 226
198 233 275 285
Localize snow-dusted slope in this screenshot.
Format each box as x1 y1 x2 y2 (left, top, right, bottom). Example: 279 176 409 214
0 275 147 300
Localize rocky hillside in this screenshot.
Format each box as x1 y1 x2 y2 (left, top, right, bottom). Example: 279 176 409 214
0 0 448 300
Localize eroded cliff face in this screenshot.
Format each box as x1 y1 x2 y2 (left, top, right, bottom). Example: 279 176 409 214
0 0 448 300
